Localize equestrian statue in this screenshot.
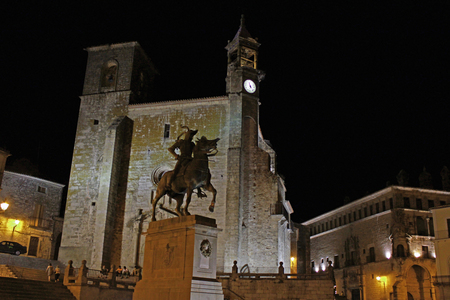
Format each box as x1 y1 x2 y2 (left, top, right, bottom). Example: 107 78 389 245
151 126 220 221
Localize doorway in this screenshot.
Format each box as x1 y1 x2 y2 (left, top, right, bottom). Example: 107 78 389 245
28 236 39 256
351 289 360 300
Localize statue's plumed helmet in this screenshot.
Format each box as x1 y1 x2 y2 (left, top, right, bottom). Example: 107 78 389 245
185 129 198 140
178 126 198 140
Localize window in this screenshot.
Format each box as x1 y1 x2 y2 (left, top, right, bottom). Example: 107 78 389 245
322 224 324 232
429 217 435 236
382 201 386 211
358 209 362 219
417 217 427 236
370 205 373 215
416 199 422 210
311 261 315 271
353 211 356 221
403 197 410 208
348 213 351 223
326 222 329 230
339 217 342 226
422 246 429 258
447 219 450 238
334 219 337 228
334 255 340 269
389 198 393 209
364 207 368 217
351 251 357 266
397 244 405 257
32 204 44 227
93 119 99 125
440 200 446 206
428 200 434 208
343 216 347 224
164 124 170 138
37 186 47 194
376 203 379 213
368 247 376 262
330 220 333 229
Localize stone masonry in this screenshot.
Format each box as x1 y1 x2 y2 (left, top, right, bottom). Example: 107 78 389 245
59 21 292 273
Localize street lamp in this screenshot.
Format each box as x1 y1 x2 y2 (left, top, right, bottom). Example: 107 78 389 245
377 276 387 300
0 201 9 212
13 219 20 233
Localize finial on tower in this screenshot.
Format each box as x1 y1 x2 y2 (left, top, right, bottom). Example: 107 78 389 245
240 14 245 28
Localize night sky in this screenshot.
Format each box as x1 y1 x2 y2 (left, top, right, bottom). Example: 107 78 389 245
2 2 449 222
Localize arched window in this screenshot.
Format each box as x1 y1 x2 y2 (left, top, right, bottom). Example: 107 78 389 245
101 60 118 89
397 244 405 257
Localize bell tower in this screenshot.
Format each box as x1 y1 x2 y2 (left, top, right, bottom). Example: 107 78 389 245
59 42 158 269
224 16 269 270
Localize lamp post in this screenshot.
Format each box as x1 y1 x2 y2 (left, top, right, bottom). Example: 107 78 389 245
377 276 387 300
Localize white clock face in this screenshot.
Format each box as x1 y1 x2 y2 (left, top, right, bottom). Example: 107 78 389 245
243 79 256 93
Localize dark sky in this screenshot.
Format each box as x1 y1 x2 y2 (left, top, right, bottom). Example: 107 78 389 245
1 2 449 222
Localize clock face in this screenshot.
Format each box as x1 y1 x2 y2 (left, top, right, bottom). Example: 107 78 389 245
243 79 256 93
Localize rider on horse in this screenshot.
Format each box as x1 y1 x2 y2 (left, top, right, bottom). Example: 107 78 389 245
166 126 198 191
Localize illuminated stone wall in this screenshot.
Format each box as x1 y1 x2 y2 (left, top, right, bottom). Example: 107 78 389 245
0 171 64 259
59 41 291 273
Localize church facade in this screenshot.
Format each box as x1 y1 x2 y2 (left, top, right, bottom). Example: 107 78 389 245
59 20 292 273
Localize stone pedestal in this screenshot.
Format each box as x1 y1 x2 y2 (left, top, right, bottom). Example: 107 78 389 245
133 215 224 300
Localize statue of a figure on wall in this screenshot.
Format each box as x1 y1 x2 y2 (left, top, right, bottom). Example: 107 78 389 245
441 166 450 191
419 167 433 189
396 169 409 187
151 126 220 221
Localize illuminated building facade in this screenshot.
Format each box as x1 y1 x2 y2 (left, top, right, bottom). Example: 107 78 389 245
0 171 64 259
58 18 293 273
302 186 450 300
431 205 450 300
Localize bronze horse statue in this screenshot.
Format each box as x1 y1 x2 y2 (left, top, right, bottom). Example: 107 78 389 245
151 136 220 221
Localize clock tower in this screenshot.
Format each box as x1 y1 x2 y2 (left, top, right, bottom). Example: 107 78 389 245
224 16 270 270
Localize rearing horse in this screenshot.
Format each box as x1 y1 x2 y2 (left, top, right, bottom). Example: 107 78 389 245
151 136 220 221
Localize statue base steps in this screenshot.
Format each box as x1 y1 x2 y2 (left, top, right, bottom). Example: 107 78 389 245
133 215 224 300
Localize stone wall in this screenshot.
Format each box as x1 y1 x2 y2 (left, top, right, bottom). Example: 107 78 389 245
60 40 292 275
0 171 64 259
219 277 334 300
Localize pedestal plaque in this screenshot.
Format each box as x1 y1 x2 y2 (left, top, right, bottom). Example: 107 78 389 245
133 215 224 300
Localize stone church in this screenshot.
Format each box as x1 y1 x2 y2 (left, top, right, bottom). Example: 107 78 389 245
59 18 293 273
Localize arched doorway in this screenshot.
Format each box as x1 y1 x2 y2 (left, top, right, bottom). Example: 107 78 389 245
406 265 432 300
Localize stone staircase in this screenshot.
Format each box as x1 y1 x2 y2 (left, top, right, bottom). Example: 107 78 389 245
7 265 49 281
0 276 77 300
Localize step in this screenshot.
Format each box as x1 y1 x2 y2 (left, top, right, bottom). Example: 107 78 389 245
0 277 76 300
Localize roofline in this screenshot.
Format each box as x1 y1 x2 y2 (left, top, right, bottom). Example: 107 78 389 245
128 95 229 110
84 41 140 52
4 171 65 188
302 185 450 225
